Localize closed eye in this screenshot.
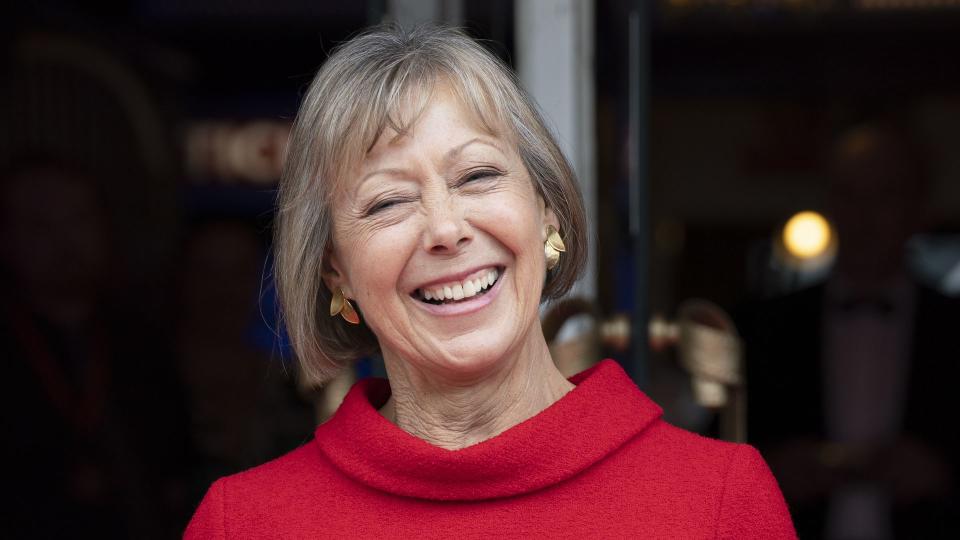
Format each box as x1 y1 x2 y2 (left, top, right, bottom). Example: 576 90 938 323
366 197 412 216
458 168 501 186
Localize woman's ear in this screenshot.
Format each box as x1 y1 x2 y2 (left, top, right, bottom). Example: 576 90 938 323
542 201 561 233
322 248 352 297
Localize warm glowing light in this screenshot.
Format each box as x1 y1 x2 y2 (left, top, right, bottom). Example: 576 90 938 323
783 211 832 259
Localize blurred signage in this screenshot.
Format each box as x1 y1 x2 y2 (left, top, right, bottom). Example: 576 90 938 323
185 120 290 185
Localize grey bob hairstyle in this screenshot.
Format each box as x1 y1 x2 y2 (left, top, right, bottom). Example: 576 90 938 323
275 24 587 385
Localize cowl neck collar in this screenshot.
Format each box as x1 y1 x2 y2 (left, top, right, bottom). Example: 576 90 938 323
314 359 662 501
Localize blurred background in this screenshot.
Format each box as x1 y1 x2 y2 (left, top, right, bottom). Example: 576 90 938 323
2 0 959 538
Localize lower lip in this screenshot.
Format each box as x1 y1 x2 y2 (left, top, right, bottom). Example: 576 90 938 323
414 270 504 317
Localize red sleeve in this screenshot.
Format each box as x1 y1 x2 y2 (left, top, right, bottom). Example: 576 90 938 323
184 478 227 540
716 444 797 539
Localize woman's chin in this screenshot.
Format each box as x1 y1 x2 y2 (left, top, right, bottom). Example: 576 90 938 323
425 345 512 382
391 332 521 385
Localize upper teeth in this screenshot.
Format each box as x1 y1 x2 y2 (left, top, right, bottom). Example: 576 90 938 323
421 268 499 302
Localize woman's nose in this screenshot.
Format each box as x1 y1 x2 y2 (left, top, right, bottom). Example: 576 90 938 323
423 198 471 254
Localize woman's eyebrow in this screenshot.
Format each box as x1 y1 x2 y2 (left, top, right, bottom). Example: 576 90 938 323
443 137 504 163
352 166 419 201
359 167 406 186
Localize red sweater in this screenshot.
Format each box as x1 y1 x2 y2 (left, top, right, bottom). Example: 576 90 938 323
186 360 795 539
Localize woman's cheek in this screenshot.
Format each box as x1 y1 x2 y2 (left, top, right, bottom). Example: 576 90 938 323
474 193 541 250
362 224 415 274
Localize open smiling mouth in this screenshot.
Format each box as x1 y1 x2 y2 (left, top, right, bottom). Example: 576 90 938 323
414 267 503 305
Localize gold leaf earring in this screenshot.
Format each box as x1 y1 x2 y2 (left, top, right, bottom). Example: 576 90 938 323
544 225 566 270
330 287 360 325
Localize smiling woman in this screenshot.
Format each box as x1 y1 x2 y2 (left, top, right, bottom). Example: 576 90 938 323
185 24 796 539
275 26 587 389
327 86 576 441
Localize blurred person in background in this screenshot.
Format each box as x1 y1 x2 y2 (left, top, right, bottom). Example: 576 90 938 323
176 218 313 493
186 24 794 539
0 158 193 538
742 122 960 539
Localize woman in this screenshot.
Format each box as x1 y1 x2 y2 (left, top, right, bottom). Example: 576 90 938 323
186 25 795 538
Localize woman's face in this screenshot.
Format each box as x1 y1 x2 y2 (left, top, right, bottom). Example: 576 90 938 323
327 88 558 381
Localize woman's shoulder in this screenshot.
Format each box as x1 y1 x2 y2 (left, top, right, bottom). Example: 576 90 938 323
185 440 343 538
187 440 329 528
618 419 795 538
626 417 775 483
215 438 342 499
643 419 745 460
232 440 319 477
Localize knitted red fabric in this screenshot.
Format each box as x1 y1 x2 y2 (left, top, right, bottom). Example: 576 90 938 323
186 360 796 539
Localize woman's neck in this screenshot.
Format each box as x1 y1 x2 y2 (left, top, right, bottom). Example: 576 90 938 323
378 338 574 450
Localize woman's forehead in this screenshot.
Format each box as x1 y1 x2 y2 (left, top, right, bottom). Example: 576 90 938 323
337 93 509 182
367 92 501 158
391 81 503 137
